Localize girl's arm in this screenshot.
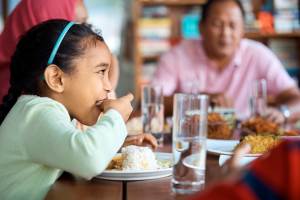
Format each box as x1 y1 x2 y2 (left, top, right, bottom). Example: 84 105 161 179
22 103 127 180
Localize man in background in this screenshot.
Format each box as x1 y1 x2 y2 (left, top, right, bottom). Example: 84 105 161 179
152 0 300 123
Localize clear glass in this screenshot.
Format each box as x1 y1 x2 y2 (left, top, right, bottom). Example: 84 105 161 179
172 94 209 194
141 85 164 146
183 81 200 94
249 79 267 117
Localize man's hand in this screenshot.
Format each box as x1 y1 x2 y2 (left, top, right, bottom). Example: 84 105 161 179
210 93 233 108
100 93 134 122
264 107 285 125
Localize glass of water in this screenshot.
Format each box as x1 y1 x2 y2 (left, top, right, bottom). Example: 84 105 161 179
141 85 164 146
249 79 267 117
172 93 209 194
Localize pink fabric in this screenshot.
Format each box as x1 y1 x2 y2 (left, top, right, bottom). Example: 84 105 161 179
0 0 77 103
152 38 296 119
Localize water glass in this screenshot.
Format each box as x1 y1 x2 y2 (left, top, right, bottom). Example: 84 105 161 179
249 79 267 117
141 85 164 146
172 94 209 194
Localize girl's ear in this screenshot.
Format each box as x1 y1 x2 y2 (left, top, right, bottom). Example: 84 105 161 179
44 65 65 93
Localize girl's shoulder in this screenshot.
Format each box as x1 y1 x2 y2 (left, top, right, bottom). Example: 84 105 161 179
17 95 69 116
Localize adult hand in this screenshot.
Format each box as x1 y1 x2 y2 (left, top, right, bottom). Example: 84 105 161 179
123 133 158 150
100 93 134 122
264 107 285 125
210 93 233 108
220 143 251 179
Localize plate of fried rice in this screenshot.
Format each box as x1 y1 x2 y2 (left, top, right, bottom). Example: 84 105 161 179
207 134 280 157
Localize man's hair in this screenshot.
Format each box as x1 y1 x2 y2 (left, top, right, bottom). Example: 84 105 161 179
201 0 245 22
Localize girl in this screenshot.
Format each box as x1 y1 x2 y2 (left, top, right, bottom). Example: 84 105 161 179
0 19 155 200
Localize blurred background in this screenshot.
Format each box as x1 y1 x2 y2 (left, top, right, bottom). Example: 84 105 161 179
1 0 300 102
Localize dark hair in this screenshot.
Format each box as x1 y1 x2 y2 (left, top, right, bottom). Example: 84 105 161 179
201 0 245 22
0 19 104 124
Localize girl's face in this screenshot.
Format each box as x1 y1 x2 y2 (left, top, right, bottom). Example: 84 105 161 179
62 41 112 125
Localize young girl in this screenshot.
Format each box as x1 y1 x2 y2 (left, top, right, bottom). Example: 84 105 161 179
0 19 156 200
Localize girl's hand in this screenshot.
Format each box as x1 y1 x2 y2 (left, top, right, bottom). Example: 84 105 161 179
100 93 134 122
123 134 158 150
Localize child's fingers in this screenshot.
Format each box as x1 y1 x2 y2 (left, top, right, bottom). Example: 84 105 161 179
142 134 158 149
124 134 158 149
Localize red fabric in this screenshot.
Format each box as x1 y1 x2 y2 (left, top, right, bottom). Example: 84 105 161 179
0 0 77 103
191 140 300 200
250 140 300 200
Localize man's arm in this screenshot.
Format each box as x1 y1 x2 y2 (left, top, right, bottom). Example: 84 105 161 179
274 87 300 123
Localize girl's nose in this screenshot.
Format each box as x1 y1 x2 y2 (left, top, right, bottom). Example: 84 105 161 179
104 75 112 93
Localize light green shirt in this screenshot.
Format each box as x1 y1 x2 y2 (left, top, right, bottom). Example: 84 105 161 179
0 95 127 200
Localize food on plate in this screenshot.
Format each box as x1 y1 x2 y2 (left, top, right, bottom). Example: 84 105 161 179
122 145 158 170
236 135 280 154
208 112 232 139
107 145 170 171
241 117 279 135
107 154 123 170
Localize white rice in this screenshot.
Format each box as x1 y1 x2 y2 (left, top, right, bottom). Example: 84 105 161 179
121 145 158 171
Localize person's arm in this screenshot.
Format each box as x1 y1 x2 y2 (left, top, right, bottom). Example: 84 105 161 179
256 43 300 124
109 55 119 91
22 104 127 180
273 87 300 123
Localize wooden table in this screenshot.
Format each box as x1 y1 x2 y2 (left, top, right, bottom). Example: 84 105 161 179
46 140 221 200
45 174 123 200
126 154 220 200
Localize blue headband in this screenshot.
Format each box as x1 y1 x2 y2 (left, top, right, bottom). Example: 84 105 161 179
47 22 75 65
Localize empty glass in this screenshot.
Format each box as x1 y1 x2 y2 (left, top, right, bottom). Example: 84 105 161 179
141 85 164 146
250 79 267 117
172 94 209 194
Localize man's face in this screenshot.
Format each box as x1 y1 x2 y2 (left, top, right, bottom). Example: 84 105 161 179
200 1 244 59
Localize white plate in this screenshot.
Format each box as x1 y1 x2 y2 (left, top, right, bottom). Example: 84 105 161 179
219 155 257 166
207 139 261 157
96 152 172 181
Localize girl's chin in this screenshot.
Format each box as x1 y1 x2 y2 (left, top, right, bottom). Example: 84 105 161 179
78 115 100 126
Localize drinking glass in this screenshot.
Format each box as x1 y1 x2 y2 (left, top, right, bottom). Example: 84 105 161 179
172 94 209 194
141 85 164 146
249 79 267 117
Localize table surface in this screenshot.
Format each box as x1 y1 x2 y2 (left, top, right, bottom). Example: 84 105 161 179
45 138 221 200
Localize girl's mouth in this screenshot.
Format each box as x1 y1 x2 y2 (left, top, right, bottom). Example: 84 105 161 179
95 98 108 106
